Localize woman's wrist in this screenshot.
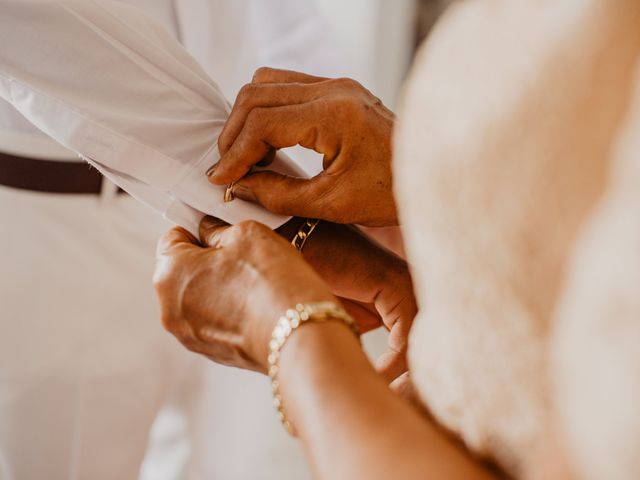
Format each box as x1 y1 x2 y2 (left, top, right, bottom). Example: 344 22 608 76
267 303 360 434
272 317 500 480
276 318 370 436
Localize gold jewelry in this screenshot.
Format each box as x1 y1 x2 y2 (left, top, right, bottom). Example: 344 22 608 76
223 182 236 203
268 301 360 435
290 218 320 251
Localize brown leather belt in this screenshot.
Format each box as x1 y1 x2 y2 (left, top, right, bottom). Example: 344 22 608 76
0 151 124 194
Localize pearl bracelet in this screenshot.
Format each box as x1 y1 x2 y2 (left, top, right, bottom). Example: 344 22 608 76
268 301 360 435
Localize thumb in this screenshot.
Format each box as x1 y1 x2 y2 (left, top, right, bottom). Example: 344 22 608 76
198 216 230 248
233 170 330 218
156 226 199 257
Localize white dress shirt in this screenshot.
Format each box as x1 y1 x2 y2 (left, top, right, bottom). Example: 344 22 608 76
0 0 314 234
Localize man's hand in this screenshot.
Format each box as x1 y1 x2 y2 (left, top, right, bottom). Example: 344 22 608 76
207 67 398 227
278 219 417 382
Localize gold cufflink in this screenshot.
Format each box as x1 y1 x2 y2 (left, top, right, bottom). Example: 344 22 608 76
224 182 236 203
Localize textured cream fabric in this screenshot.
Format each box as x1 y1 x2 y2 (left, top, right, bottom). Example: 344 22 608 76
394 0 640 477
551 61 640 480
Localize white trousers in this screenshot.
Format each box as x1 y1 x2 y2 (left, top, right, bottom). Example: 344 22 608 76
0 184 308 480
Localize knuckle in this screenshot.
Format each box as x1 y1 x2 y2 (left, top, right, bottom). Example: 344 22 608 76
252 66 274 83
152 269 171 296
343 94 364 114
177 337 200 355
233 220 252 235
152 262 185 333
237 82 253 97
261 178 291 214
334 77 362 91
234 220 267 238
159 309 178 334
236 83 258 107
151 268 164 290
245 107 266 129
159 312 172 331
307 175 328 198
152 255 179 288
325 91 363 120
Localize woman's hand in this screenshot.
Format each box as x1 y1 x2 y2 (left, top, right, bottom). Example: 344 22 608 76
153 217 336 373
154 223 496 480
207 67 397 227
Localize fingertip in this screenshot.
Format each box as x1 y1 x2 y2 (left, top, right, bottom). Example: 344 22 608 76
206 156 247 186
206 168 228 185
205 162 219 177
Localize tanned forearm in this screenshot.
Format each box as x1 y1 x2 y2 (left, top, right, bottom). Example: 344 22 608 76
278 321 499 480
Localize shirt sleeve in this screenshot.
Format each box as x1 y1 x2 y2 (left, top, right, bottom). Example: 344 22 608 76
0 0 303 232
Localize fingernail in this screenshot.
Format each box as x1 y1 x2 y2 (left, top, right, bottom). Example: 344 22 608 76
233 184 257 202
205 162 219 176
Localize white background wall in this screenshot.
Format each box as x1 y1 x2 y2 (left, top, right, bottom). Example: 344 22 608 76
315 0 417 108
303 0 419 363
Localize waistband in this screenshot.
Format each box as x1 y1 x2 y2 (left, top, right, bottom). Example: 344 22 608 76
0 150 122 195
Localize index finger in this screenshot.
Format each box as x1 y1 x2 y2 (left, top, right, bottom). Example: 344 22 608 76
252 67 328 84
210 102 331 185
156 226 199 257
218 82 322 156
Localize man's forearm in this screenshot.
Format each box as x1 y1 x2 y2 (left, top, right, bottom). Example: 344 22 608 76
276 218 409 307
